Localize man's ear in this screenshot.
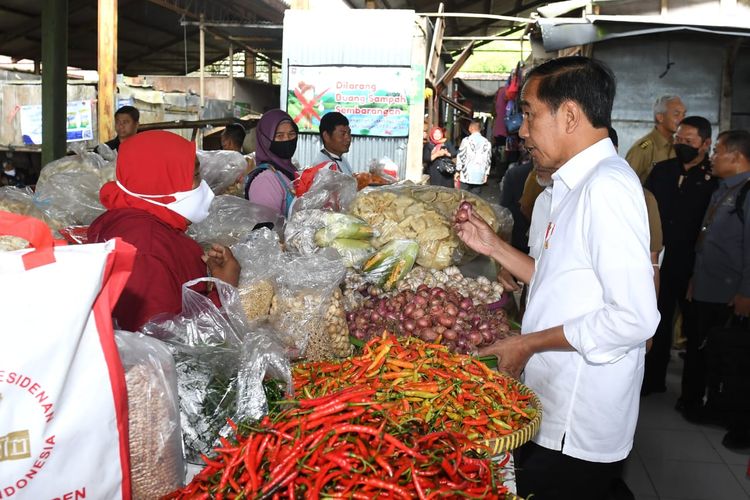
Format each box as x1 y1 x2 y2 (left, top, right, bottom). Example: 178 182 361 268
562 100 581 134
702 138 712 154
655 112 664 125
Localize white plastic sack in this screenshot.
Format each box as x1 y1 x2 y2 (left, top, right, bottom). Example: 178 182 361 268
0 211 136 499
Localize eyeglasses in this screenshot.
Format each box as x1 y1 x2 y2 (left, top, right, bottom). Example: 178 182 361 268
274 131 298 141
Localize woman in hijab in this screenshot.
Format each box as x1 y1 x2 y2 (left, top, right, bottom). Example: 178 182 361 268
88 130 240 331
244 109 299 216
423 126 457 188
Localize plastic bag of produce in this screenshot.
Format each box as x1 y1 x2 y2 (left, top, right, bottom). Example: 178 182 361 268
0 212 136 498
269 252 349 359
236 322 293 421
292 168 358 214
34 144 111 227
187 194 284 247
115 331 184 500
197 149 249 195
351 184 503 269
231 228 284 322
141 277 292 465
330 238 374 268
362 239 419 290
0 186 65 232
313 212 373 247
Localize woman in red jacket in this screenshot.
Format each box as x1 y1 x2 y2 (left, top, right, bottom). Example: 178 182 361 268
88 130 239 331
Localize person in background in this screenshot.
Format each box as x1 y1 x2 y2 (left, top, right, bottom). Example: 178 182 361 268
87 130 239 332
455 119 492 195
0 157 27 187
104 105 140 152
221 123 246 152
313 111 354 175
642 116 716 396
455 56 659 500
682 130 750 427
626 95 686 183
498 148 533 254
423 126 457 188
244 109 298 217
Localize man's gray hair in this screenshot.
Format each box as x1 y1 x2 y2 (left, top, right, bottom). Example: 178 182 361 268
653 95 681 120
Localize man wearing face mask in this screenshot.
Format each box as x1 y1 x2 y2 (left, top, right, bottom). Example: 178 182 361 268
642 116 716 396
88 130 239 332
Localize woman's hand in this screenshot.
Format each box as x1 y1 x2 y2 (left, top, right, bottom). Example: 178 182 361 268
202 244 240 287
454 202 500 256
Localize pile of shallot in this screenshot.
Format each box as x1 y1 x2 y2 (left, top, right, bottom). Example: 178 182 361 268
346 284 513 354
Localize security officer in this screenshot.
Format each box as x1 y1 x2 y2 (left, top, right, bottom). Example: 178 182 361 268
642 116 716 396
626 95 686 183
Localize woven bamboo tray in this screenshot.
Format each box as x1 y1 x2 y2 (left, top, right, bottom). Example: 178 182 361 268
479 381 542 456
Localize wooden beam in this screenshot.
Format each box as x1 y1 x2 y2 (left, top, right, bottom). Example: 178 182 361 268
98 0 117 144
42 0 68 165
436 41 474 95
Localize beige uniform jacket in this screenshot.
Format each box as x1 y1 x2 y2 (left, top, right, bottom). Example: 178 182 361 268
625 127 675 184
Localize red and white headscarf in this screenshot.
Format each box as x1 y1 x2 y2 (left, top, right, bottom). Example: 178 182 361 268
99 130 196 231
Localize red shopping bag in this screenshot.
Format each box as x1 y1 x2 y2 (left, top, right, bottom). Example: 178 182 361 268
0 211 136 499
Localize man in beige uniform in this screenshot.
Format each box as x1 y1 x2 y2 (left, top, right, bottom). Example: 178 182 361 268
626 95 686 183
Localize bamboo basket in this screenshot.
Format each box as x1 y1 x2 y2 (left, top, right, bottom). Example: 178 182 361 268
480 381 542 456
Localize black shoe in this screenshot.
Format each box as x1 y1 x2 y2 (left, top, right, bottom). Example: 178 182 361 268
722 430 750 451
675 397 685 412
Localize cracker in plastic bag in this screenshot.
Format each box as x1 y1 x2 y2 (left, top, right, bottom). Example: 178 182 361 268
115 331 184 500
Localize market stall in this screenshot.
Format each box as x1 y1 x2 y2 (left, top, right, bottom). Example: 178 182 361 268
0 148 539 500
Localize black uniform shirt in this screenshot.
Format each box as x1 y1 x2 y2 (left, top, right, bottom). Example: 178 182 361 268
645 156 717 250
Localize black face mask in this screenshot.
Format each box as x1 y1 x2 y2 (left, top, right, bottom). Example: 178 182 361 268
674 143 700 164
270 138 297 159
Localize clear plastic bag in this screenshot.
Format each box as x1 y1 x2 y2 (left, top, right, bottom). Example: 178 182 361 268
350 184 503 269
231 228 284 322
196 150 249 195
269 253 347 359
492 203 514 243
115 331 185 500
187 194 284 247
141 277 292 464
361 239 419 290
0 186 65 232
292 168 358 214
284 209 373 258
34 144 109 226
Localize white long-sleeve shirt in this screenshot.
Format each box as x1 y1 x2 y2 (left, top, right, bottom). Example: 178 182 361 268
456 132 491 184
522 138 660 463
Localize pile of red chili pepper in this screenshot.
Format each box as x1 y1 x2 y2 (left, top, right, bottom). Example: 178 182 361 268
293 334 538 442
165 388 510 499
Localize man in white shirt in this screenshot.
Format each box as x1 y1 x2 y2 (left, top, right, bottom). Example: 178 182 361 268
312 111 354 175
456 119 492 194
455 56 660 499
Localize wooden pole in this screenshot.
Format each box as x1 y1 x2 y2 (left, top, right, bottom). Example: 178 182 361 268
98 0 117 145
41 0 68 165
229 43 234 112
199 14 205 110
